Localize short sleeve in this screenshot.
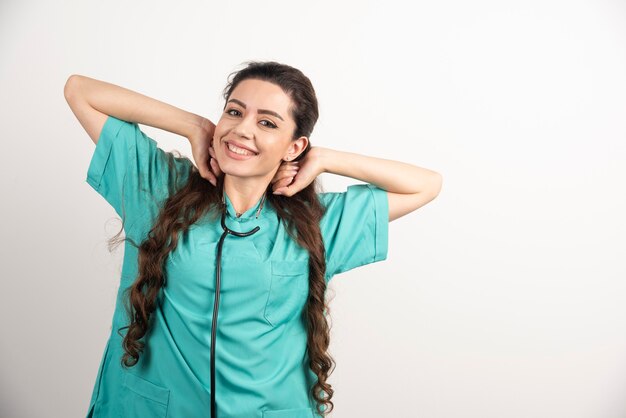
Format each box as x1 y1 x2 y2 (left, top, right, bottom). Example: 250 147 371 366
85 115 191 235
318 183 389 282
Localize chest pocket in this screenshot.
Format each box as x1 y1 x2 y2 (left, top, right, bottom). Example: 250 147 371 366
118 372 170 418
264 260 309 327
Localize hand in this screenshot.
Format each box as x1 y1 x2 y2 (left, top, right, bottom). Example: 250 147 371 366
188 119 220 186
271 147 324 196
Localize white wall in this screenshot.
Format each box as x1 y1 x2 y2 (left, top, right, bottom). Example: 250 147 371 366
1 0 625 417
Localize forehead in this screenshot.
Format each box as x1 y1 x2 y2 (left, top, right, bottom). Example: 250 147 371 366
229 79 292 117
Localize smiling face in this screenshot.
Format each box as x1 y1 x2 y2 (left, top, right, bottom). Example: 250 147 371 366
212 78 308 180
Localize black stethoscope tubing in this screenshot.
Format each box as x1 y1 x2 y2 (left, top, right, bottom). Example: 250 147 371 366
210 207 261 417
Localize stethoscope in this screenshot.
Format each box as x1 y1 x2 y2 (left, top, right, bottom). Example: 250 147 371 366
210 188 267 417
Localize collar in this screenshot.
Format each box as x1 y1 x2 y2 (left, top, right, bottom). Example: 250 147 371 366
222 189 273 223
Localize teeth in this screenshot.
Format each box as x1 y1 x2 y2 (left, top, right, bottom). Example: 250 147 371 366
227 143 255 156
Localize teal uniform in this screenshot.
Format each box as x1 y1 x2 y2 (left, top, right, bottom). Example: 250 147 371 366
85 116 389 418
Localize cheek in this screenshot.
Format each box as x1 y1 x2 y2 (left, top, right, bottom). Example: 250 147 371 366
213 124 229 145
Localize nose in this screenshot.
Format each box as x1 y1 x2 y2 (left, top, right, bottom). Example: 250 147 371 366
232 115 255 139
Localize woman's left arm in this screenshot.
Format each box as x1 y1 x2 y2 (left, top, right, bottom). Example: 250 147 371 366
317 147 443 222
272 146 442 222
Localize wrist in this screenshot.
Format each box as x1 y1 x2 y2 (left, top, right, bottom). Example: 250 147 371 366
307 146 328 175
312 146 335 174
190 116 215 142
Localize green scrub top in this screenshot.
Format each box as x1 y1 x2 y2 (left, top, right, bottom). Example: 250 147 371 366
84 115 389 418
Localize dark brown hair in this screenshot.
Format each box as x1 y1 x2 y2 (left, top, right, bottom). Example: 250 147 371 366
111 61 335 415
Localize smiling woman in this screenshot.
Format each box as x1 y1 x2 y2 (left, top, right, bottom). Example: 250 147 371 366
65 61 441 418
211 77 310 192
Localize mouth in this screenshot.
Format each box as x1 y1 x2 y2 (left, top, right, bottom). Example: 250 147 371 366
223 141 259 159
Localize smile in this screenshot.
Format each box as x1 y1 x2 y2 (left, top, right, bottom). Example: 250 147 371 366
223 141 258 160
227 143 256 156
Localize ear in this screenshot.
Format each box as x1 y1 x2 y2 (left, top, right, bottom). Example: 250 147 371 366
283 136 309 161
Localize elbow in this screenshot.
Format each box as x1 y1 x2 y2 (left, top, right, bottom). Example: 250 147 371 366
431 172 443 198
63 74 83 102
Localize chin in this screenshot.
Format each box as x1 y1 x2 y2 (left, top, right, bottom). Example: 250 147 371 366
220 165 255 178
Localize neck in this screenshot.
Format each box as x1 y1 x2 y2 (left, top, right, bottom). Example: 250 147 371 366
223 174 271 216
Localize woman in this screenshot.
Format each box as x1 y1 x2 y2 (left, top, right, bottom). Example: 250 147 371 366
65 61 442 418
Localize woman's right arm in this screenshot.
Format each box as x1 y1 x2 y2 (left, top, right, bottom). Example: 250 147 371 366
63 74 213 145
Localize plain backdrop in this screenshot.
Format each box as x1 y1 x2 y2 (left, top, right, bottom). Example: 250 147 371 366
1 0 625 417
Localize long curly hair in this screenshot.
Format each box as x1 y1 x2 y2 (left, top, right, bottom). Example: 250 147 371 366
109 61 336 415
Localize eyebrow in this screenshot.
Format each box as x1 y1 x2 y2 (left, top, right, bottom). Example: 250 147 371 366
226 98 285 121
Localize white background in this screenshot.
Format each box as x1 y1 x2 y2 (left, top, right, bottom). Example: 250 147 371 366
1 0 625 417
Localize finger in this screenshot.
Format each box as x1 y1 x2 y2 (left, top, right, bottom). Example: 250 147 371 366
272 167 298 184
276 170 298 179
271 172 296 186
203 169 217 187
208 146 216 158
275 173 305 196
277 163 300 171
272 177 291 190
272 177 291 187
273 176 294 192
277 165 299 174
279 160 298 167
199 159 217 186
209 157 222 177
199 163 217 186
283 176 295 187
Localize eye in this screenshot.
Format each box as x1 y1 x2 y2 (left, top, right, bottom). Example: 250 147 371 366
260 120 277 129
226 108 241 117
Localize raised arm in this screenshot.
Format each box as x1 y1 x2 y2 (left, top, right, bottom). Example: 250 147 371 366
317 147 442 222
63 74 220 183
63 74 210 145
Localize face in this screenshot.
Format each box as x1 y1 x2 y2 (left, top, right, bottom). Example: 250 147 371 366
212 78 308 180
